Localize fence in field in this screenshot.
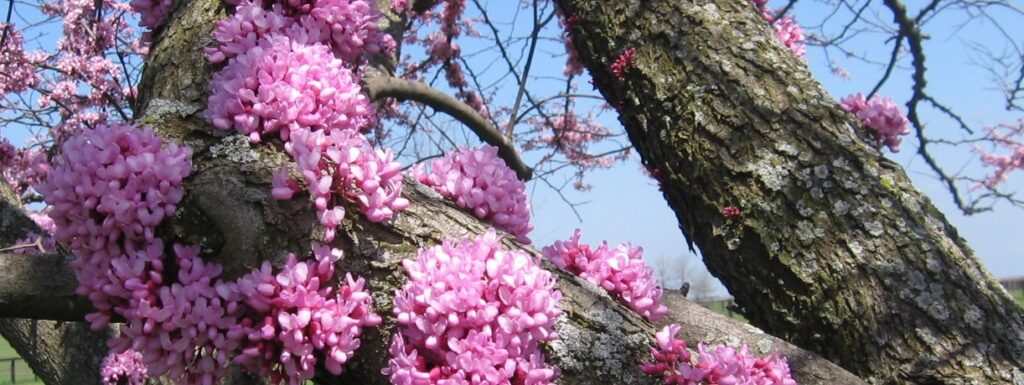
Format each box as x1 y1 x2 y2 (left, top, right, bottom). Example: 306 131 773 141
695 297 738 318
0 357 35 384
1001 277 1024 293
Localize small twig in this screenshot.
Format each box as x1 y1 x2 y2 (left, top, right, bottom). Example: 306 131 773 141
364 76 533 181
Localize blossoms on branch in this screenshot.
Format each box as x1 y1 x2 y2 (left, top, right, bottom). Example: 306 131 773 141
640 324 797 385
975 120 1024 188
611 47 637 81
207 36 375 143
233 244 382 384
0 24 41 94
36 123 191 328
108 244 244 385
747 0 806 57
283 128 409 241
130 0 174 29
412 146 533 243
542 229 668 321
205 0 393 64
384 230 562 385
100 349 149 385
840 93 910 152
772 17 805 57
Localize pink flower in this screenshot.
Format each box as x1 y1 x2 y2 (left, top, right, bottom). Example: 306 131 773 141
722 206 742 218
974 119 1024 188
412 146 533 243
542 229 668 321
384 230 562 385
840 93 910 152
0 24 40 94
772 17 805 57
286 128 408 240
611 47 637 81
233 244 382 383
100 349 148 385
206 36 375 143
37 123 191 328
130 0 174 29
641 324 798 385
107 244 245 385
205 0 393 64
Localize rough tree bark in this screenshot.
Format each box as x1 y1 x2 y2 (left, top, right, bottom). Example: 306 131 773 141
553 0 1024 383
0 181 110 385
0 0 872 384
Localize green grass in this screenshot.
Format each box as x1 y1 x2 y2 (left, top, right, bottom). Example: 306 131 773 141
1013 290 1024 308
699 299 748 323
0 337 41 385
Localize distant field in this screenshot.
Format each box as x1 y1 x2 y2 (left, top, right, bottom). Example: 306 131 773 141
1013 290 1024 307
0 337 41 385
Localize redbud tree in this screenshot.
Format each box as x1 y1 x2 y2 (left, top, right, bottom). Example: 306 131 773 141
0 0 1022 384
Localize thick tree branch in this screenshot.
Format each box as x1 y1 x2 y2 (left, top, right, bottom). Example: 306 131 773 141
555 0 1024 383
0 252 92 321
363 76 533 180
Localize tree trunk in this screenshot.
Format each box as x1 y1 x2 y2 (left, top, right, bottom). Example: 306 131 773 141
553 0 1024 383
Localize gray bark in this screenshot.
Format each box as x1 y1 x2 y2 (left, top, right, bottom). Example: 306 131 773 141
553 0 1024 383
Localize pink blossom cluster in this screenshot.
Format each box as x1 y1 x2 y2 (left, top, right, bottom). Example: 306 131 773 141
38 122 385 383
542 229 668 321
840 93 910 152
280 127 409 240
747 0 806 57
0 24 41 94
384 230 562 385
130 0 174 29
205 0 393 65
36 123 191 328
772 17 805 57
975 120 1024 188
100 349 149 385
207 0 409 238
233 244 382 383
2 146 51 196
391 0 410 13
611 47 637 81
108 244 244 384
554 8 584 77
35 0 141 143
207 36 375 143
524 110 617 170
412 146 533 243
641 324 797 385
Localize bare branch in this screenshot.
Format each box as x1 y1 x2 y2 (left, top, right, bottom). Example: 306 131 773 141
363 76 534 180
